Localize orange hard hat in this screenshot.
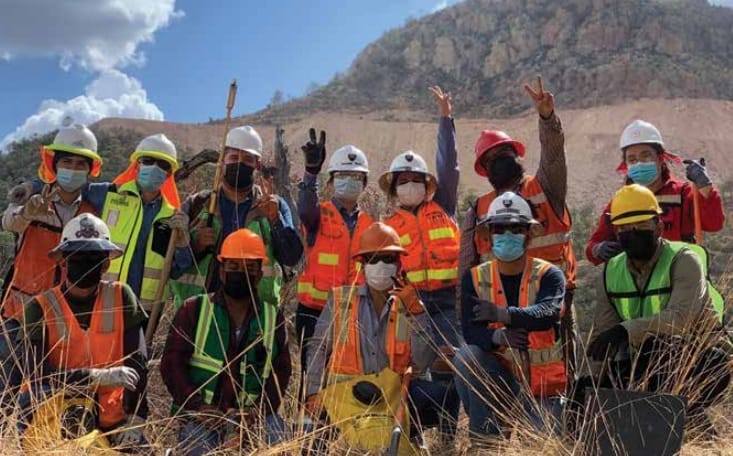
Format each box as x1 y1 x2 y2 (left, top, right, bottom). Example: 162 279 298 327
473 130 526 177
217 228 268 262
354 222 407 258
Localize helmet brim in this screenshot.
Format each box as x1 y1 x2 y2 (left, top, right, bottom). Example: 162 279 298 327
131 150 180 171
477 213 537 227
353 245 407 259
49 240 123 261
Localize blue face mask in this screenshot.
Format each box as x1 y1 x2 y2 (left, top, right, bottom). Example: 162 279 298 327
56 168 88 192
492 233 527 262
627 162 659 186
137 164 168 192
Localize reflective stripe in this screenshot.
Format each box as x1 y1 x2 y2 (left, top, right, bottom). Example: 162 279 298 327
41 290 67 340
529 341 564 365
174 273 206 286
297 282 330 301
406 268 458 283
143 267 162 280
190 354 223 373
526 192 547 205
529 231 571 249
428 227 454 241
202 390 214 404
102 272 119 282
394 308 409 342
100 283 116 333
400 234 412 246
656 194 682 205
318 253 340 266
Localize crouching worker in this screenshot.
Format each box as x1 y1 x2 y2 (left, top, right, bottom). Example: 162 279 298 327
304 222 459 453
13 213 149 453
161 228 291 456
583 184 731 437
454 192 567 450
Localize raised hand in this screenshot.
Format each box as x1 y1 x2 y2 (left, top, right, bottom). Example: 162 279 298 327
524 76 554 118
302 128 327 175
429 86 452 118
22 184 57 220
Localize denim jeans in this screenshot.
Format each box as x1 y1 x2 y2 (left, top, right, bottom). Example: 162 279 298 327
177 413 288 456
454 344 561 437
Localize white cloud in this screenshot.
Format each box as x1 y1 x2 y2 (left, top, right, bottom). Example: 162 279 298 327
0 0 181 71
708 0 733 6
432 1 449 12
1 70 163 148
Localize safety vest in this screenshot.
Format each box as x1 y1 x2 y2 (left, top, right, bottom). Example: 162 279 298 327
35 282 126 428
100 181 175 311
328 286 412 385
474 176 576 288
168 190 282 308
185 294 278 409
2 200 95 320
297 202 373 311
470 258 566 397
605 241 725 323
383 201 459 291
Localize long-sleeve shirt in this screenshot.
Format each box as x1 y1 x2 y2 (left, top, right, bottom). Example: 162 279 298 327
2 191 83 235
460 264 565 352
585 178 725 265
160 293 291 415
589 239 720 348
17 282 149 422
458 113 567 284
304 285 433 397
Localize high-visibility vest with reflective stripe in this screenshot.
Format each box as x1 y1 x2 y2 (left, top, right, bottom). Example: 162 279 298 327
297 202 373 311
383 201 459 291
1 201 95 320
470 258 566 397
328 286 412 384
169 191 282 307
186 294 278 408
605 241 725 323
100 181 175 311
474 176 576 288
35 282 126 428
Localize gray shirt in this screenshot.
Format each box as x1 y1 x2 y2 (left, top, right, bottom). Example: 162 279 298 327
305 285 432 397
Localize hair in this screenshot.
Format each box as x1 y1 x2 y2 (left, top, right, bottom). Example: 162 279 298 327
52 151 93 173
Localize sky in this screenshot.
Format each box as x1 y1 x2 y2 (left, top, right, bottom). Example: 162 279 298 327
0 0 731 148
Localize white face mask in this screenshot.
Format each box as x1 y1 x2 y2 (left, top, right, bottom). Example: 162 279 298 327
333 176 364 202
396 181 426 207
364 262 398 291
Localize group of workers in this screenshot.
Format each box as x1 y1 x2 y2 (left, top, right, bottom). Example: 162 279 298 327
0 76 729 454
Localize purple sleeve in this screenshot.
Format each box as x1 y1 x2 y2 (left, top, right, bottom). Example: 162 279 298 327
433 117 459 217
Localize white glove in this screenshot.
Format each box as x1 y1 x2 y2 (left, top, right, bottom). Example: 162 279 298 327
21 184 57 220
169 210 191 248
89 366 140 390
111 415 146 448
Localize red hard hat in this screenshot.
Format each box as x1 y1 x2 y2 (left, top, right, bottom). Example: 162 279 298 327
473 130 526 177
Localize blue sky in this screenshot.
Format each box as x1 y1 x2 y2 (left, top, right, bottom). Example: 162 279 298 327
0 0 730 147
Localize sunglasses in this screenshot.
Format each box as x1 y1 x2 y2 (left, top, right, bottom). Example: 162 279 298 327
138 156 172 172
363 254 399 265
490 225 529 235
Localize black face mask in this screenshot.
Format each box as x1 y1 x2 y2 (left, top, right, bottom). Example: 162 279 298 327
618 230 658 261
66 253 106 288
488 155 523 190
223 272 257 299
224 163 254 189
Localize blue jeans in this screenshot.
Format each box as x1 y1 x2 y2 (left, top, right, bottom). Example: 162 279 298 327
422 289 463 348
177 413 288 456
408 378 459 439
454 344 561 437
0 319 22 409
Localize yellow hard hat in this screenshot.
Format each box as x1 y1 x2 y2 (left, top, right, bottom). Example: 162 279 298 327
609 184 662 225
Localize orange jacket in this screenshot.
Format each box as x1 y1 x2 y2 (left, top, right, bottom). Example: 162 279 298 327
35 282 126 428
470 258 566 397
474 176 576 288
297 202 373 310
2 200 95 320
328 286 411 381
383 201 459 291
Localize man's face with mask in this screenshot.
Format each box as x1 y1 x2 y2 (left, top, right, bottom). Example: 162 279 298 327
137 156 172 193
362 252 400 292
223 148 259 190
330 171 366 203
614 217 663 262
480 145 524 191
64 251 110 289
219 258 263 300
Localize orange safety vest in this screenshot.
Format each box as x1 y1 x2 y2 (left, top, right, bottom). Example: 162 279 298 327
2 200 95 320
35 282 126 428
383 201 459 291
474 176 576 288
470 258 566 397
297 202 374 311
328 286 412 384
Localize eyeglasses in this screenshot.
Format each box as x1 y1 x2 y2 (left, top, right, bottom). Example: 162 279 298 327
138 156 172 172
363 254 399 265
490 225 529 235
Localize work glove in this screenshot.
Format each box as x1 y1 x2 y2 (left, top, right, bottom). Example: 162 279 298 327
256 194 280 223
169 210 191 248
8 181 34 205
492 327 529 350
683 158 712 189
110 415 146 449
592 241 624 262
89 366 140 391
193 227 217 254
471 297 509 324
21 184 57 221
302 128 326 175
587 325 628 361
389 272 425 315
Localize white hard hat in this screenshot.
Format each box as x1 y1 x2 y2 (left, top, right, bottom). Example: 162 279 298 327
49 213 123 260
48 123 99 157
226 125 263 157
619 120 664 150
478 192 536 226
327 145 369 174
132 133 179 170
378 150 437 195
